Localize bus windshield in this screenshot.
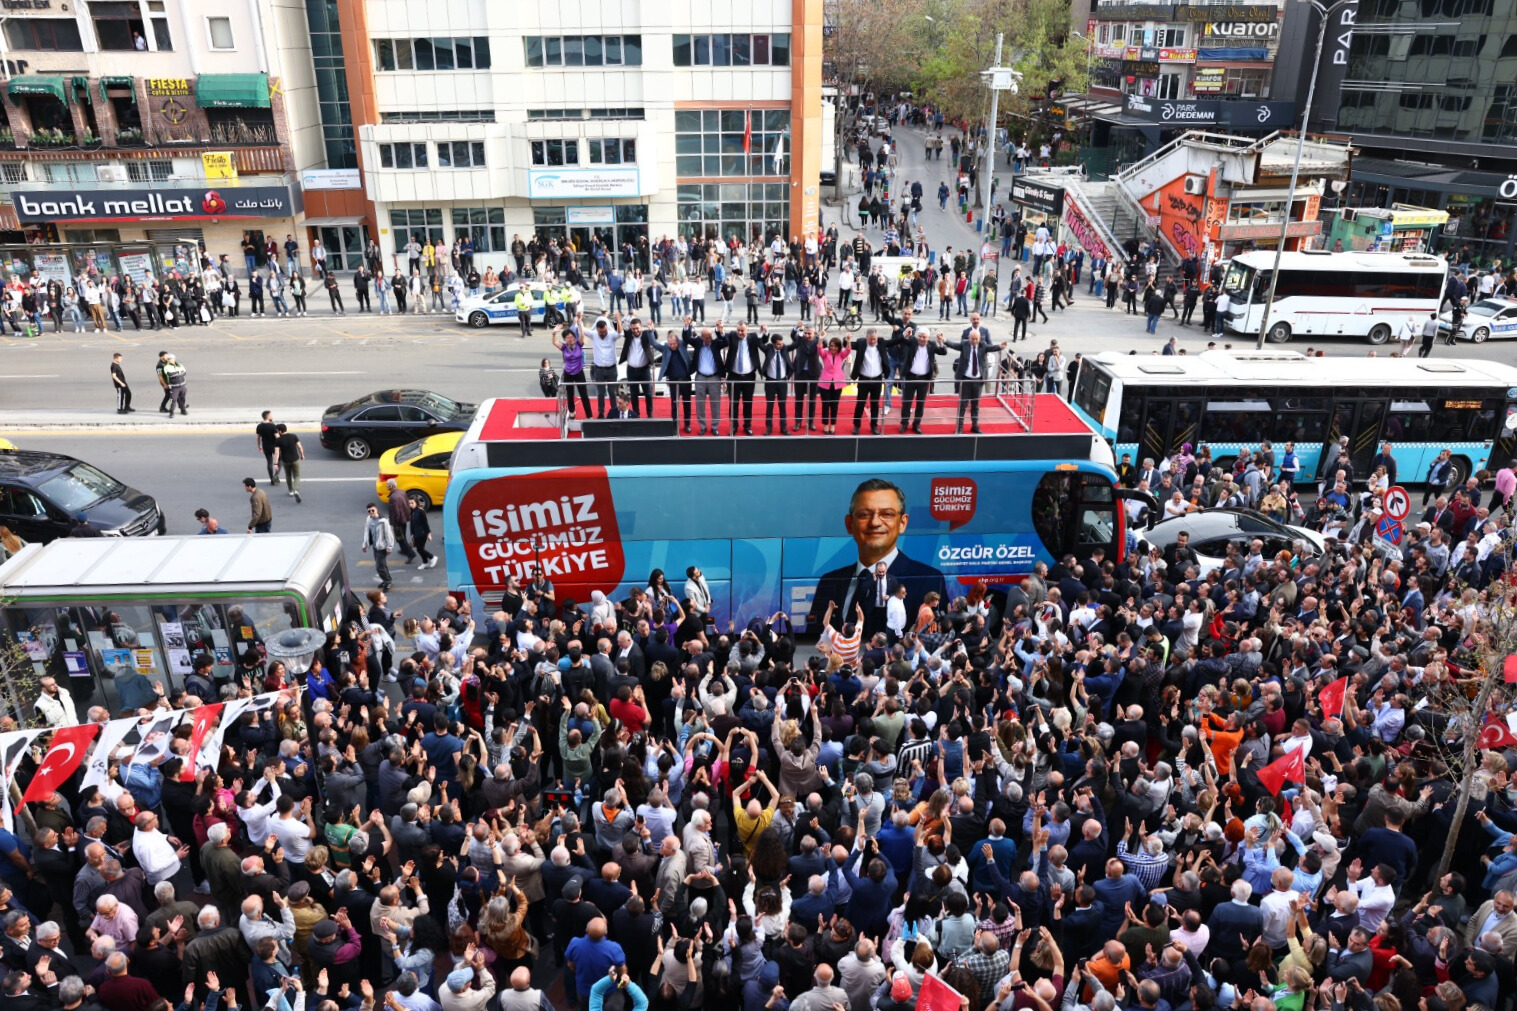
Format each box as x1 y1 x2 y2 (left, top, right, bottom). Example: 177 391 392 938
1222 262 1256 303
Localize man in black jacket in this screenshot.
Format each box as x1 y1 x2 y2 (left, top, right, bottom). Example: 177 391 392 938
891 324 944 434
790 326 822 432
722 323 763 435
760 331 793 434
944 315 1003 434
617 317 656 417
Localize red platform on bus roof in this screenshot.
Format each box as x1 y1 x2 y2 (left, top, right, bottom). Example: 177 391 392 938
475 392 1090 442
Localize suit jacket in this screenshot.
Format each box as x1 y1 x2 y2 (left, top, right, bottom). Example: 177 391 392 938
895 338 946 379
721 332 764 376
1466 900 1517 954
683 335 727 378
658 341 694 381
1060 905 1105 960
789 336 823 379
760 344 794 383
857 572 902 639
945 332 1002 381
615 643 646 681
848 339 891 381
617 328 657 367
1423 506 1455 532
806 552 947 634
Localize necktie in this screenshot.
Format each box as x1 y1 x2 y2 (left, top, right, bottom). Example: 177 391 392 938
878 577 887 606
968 347 979 379
851 570 871 615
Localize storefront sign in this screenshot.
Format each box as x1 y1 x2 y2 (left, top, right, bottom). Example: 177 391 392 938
11 185 292 222
1124 96 1296 126
1095 2 1175 18
201 151 236 180
1203 21 1281 38
1095 44 1126 58
0 0 53 9
299 168 361 190
1012 179 1065 216
565 206 616 225
1387 210 1448 227
1159 47 1197 61
1125 60 1161 77
1176 3 1280 20
527 168 641 199
1193 67 1227 91
1219 220 1321 240
146 78 192 96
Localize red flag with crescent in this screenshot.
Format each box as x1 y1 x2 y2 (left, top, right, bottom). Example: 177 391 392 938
1479 715 1517 751
1318 676 1348 719
1255 746 1305 796
19 723 100 805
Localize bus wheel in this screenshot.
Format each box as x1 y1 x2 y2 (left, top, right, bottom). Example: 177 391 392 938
1265 321 1292 343
407 490 433 511
468 311 490 329
1367 323 1392 345
343 437 372 461
1449 456 1471 488
1472 327 1490 343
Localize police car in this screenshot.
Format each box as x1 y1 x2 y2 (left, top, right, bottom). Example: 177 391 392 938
1438 296 1517 343
455 281 578 329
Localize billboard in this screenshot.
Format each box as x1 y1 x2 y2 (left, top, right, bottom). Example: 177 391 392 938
447 463 1085 630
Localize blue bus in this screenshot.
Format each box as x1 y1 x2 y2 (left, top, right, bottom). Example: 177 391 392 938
442 396 1133 629
1069 349 1517 489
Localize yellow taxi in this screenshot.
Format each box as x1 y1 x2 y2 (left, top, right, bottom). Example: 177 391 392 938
0 439 15 451
376 430 460 511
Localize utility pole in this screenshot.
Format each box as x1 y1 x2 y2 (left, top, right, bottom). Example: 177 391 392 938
979 33 1004 231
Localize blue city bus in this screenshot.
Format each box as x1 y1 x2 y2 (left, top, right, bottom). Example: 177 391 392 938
1070 349 1517 489
442 396 1133 629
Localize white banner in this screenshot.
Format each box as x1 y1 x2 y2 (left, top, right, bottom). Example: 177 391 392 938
81 716 144 792
198 688 298 771
129 709 186 767
0 730 43 832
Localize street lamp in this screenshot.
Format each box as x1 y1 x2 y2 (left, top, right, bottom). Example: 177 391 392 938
263 626 327 676
979 34 1020 231
1254 0 1356 348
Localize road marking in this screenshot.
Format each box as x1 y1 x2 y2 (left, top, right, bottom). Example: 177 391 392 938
213 371 366 376
0 374 59 378
297 476 376 483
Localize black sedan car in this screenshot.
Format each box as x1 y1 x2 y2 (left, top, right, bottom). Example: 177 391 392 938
320 390 478 461
0 449 164 543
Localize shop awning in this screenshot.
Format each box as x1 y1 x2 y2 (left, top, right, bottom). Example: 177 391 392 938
195 73 270 109
6 76 67 103
99 76 134 102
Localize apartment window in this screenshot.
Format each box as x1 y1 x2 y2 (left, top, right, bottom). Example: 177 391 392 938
587 108 644 119
677 182 788 243
379 110 496 123
391 208 444 245
451 207 506 252
675 109 790 177
526 108 644 121
5 18 84 51
206 16 235 50
91 1 147 50
672 33 790 66
372 36 491 71
1157 27 1186 46
587 139 636 164
523 34 642 67
125 160 174 182
378 142 428 168
530 139 578 166
437 140 486 168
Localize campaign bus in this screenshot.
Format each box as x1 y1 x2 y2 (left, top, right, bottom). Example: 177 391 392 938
1069 349 1517 488
443 394 1132 629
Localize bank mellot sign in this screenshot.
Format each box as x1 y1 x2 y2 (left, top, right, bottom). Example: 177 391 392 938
11 185 292 222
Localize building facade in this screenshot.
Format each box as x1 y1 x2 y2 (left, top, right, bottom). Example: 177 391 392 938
345 0 824 275
1316 0 1517 265
0 0 342 284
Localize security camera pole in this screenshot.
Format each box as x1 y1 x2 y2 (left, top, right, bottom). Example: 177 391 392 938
979 35 1019 230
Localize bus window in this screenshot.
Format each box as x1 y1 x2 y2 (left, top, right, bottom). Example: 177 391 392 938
1274 411 1326 445
1142 398 1173 462
1172 399 1203 451
1387 400 1434 442
1031 472 1079 558
1205 400 1271 443
1117 395 1143 444
225 599 299 656
1076 474 1116 551
1073 367 1112 427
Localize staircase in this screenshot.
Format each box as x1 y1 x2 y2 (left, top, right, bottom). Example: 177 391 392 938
1060 178 1128 267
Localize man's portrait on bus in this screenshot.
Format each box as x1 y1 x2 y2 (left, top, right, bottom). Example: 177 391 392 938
807 478 948 636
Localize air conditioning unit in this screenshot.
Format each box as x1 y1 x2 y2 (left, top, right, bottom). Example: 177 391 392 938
1183 176 1205 195
96 164 128 182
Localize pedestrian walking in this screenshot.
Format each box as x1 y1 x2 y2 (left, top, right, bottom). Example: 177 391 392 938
1419 311 1440 358
256 411 279 484
110 353 133 414
407 494 436 568
161 353 188 415
272 424 304 504
386 481 419 565
1398 314 1418 355
244 477 273 533
360 502 396 590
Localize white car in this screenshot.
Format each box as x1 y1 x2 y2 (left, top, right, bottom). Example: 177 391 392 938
1439 296 1517 343
455 281 579 329
1139 509 1326 578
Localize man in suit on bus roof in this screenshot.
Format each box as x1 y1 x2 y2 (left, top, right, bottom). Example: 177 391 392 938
807 478 948 633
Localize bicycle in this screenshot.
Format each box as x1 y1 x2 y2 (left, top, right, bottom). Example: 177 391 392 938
818 303 863 334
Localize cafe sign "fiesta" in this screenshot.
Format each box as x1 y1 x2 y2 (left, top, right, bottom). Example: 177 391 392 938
11 185 293 222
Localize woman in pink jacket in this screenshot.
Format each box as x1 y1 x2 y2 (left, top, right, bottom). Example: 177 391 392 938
817 337 851 434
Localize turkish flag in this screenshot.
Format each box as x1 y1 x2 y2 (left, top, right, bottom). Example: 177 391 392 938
1255 747 1306 796
1478 716 1517 751
180 703 224 780
919 973 966 1011
1504 655 1517 683
1318 676 1349 719
19 723 100 805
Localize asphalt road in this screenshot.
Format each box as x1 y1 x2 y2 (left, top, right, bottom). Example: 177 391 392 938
14 430 452 621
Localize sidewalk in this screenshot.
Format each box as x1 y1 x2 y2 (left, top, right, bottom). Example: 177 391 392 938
0 406 322 432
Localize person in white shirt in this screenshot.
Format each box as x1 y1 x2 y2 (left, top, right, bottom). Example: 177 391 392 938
238 765 283 846
885 583 908 643
1346 858 1396 932
684 565 712 615
32 676 77 727
132 809 189 887
268 794 318 867
1259 866 1297 950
